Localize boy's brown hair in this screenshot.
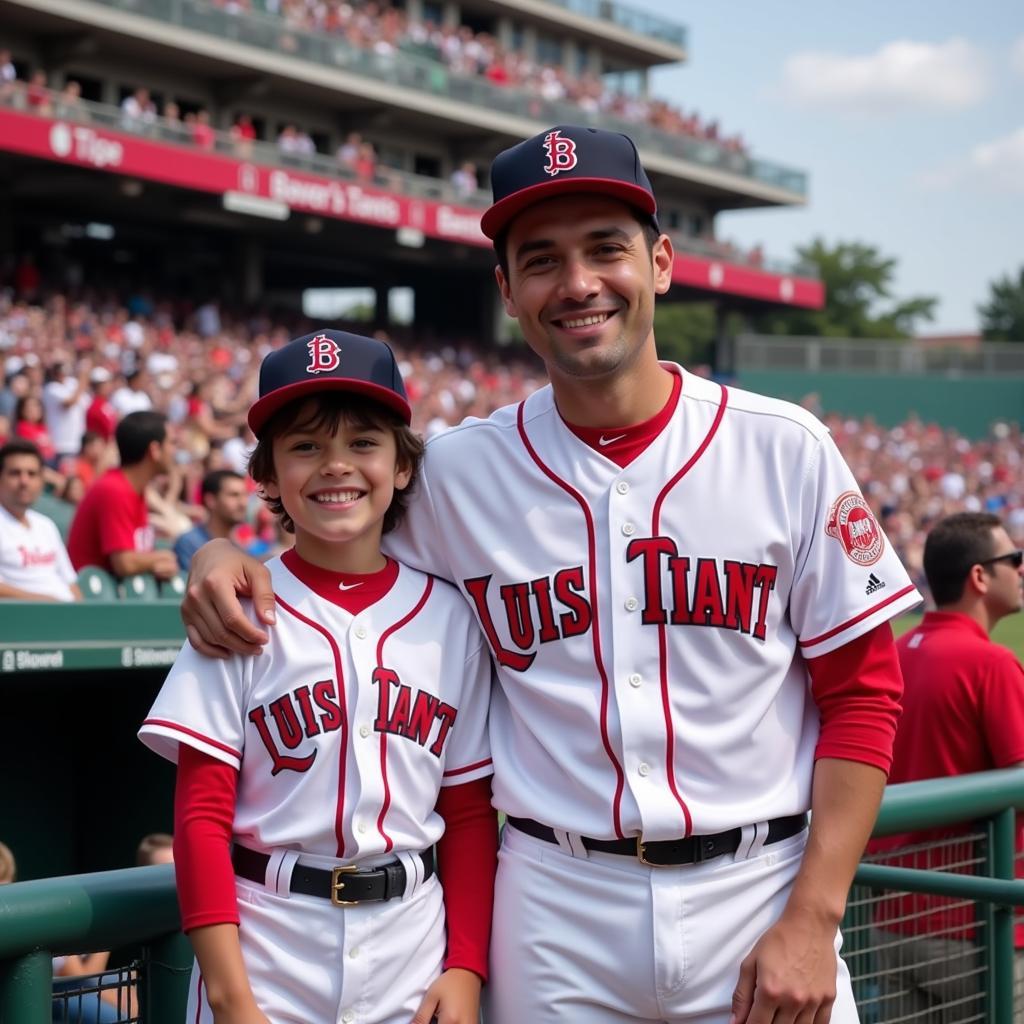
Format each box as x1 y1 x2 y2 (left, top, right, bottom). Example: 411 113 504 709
249 392 424 536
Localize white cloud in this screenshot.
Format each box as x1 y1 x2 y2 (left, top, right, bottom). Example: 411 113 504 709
968 127 1024 192
1012 36 1024 76
781 38 989 113
921 127 1024 193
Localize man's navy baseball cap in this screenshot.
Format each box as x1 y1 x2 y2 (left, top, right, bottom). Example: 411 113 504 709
248 329 412 436
481 124 659 240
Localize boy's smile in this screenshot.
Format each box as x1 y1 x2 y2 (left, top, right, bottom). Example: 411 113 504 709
265 403 411 574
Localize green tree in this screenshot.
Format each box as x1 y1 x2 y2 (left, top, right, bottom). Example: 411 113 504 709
756 239 938 339
653 302 718 367
979 266 1024 342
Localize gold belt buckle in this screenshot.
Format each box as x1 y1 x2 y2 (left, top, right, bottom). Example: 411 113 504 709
330 865 359 906
636 836 663 868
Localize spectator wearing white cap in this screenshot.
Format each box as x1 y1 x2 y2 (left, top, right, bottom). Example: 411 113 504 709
85 367 117 443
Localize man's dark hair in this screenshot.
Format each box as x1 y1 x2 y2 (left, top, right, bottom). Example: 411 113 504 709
493 205 661 279
79 431 101 451
924 512 1002 606
0 438 43 474
116 411 167 467
201 469 245 501
248 392 423 536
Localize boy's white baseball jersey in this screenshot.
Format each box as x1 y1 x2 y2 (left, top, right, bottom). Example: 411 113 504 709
139 555 492 1023
385 365 921 1021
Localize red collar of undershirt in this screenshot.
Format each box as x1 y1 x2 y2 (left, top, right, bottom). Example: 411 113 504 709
281 547 399 614
561 368 682 468
920 610 990 642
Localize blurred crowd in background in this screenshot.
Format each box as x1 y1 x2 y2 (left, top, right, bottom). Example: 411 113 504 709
1 289 1021 596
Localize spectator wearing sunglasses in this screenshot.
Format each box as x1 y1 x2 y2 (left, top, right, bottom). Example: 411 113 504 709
869 512 1024 1019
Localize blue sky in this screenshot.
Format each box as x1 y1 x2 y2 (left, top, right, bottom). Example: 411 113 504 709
641 0 1023 334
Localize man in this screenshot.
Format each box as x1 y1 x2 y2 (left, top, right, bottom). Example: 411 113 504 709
173 469 249 571
41 360 91 464
110 369 153 420
0 439 81 601
182 125 921 1023
870 512 1024 1020
67 410 178 581
85 368 118 443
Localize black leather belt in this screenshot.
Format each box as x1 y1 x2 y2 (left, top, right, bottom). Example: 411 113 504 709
506 813 808 867
232 845 434 906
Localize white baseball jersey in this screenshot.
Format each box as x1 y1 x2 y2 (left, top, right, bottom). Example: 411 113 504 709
140 556 492 859
387 365 921 842
0 506 77 601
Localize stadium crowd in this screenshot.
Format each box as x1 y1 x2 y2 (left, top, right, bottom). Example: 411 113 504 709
0 289 1021 596
2 0 747 170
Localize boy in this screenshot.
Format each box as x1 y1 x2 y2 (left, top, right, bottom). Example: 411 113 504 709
140 330 496 1024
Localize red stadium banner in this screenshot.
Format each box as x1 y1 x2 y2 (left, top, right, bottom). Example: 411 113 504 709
0 108 823 309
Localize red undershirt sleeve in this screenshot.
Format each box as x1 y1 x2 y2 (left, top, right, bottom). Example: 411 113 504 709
173 744 240 932
434 776 498 982
806 622 904 774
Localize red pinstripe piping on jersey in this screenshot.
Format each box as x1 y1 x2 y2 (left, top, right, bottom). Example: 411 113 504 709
274 595 350 858
443 756 494 778
373 575 435 852
650 383 729 838
142 718 242 763
798 584 917 650
516 400 626 839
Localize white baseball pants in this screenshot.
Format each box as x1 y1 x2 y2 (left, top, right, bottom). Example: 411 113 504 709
186 849 444 1024
485 823 859 1023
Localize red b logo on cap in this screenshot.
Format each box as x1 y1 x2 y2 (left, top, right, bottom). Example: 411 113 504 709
543 130 577 177
305 334 341 374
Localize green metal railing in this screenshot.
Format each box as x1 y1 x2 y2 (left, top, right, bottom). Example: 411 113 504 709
845 769 1024 1023
0 865 190 1024
1 771 1022 1021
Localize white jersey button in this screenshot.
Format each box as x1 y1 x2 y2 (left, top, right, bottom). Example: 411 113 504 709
638 762 650 777
342 1012 354 1024
359 725 371 739
625 597 639 612
616 481 629 494
354 626 368 640
622 523 636 536
349 947 360 959
356 821 367 834
628 673 642 688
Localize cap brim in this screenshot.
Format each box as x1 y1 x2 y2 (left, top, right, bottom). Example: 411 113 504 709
248 377 412 435
481 177 658 239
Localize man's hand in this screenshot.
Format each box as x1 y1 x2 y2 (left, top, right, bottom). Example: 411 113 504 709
411 967 482 1024
181 539 276 658
730 908 838 1024
151 549 181 581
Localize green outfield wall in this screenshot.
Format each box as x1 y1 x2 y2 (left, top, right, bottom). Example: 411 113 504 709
735 371 1024 439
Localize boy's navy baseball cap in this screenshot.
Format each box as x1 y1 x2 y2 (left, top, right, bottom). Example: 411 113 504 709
481 124 659 240
248 329 412 435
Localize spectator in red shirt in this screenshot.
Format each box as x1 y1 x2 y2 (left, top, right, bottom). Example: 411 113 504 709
85 368 117 442
67 410 180 581
230 113 256 157
14 394 55 465
870 512 1024 1019
191 109 216 150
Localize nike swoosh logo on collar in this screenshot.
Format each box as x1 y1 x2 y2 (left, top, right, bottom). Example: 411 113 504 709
338 581 364 591
599 433 627 446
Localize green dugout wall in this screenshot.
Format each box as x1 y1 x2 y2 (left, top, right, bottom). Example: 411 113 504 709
736 370 1024 439
0 603 181 881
